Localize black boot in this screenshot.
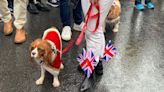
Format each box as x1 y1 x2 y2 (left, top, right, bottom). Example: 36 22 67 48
80 73 95 92
95 61 103 75
35 2 50 12
80 77 91 92
27 3 39 14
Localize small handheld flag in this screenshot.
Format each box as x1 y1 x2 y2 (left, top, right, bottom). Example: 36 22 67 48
77 49 98 78
100 40 117 61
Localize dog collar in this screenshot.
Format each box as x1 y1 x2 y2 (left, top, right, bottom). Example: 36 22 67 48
52 47 56 54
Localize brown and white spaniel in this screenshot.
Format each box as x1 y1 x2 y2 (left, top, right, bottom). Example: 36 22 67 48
106 0 121 32
29 27 64 87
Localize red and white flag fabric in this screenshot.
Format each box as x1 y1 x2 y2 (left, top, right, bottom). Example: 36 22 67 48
100 40 117 62
77 49 98 78
77 41 116 77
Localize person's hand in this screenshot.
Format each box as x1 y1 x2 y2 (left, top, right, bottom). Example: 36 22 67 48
89 0 98 4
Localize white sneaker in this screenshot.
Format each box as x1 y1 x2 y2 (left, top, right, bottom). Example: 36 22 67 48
61 26 72 41
47 0 59 8
73 22 85 31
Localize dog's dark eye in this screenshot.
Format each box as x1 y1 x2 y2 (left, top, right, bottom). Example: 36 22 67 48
38 48 45 56
38 48 44 52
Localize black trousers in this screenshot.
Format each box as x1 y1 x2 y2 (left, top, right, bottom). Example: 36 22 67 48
7 0 13 8
29 0 41 3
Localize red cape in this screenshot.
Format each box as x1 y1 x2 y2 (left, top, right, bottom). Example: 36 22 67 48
43 29 62 69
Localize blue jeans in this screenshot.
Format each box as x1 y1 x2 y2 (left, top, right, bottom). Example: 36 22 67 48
60 0 83 27
135 0 152 4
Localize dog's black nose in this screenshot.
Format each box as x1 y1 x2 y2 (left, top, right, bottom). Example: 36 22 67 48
32 52 36 55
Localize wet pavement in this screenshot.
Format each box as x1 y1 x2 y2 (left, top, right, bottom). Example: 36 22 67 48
0 0 164 92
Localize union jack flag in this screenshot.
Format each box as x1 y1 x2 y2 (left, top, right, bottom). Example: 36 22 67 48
77 49 98 78
100 40 117 62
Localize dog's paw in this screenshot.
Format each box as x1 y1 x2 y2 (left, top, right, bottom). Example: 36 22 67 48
36 78 44 85
113 28 119 32
52 80 60 87
60 63 64 69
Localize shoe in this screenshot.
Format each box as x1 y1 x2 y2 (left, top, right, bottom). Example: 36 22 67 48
80 72 95 92
145 2 154 9
95 61 103 75
80 77 92 92
3 19 13 36
8 7 13 13
0 18 2 22
35 2 50 12
47 0 59 8
73 22 85 31
135 3 145 11
27 3 39 14
61 26 72 41
14 28 26 44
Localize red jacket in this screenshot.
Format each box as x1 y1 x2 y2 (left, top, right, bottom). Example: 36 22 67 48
42 29 62 69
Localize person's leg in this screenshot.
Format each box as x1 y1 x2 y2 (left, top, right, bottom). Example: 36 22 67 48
7 0 14 12
73 0 83 25
82 0 113 72
29 0 34 3
80 0 114 91
35 0 50 12
7 0 13 8
135 0 142 5
60 0 71 27
0 0 12 23
36 0 41 2
72 0 84 31
60 0 72 41
79 1 95 91
14 0 28 43
0 0 13 35
145 0 151 4
27 0 39 14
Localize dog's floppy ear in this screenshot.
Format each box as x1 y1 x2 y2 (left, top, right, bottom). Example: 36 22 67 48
29 40 36 52
42 41 52 65
29 41 36 64
29 41 35 56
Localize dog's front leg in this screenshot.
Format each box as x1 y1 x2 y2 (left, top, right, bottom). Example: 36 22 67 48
52 75 60 87
112 17 120 32
36 66 45 85
42 65 60 87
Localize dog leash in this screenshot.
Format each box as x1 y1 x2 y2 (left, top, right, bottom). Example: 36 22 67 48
62 1 100 54
62 32 79 54
76 1 100 45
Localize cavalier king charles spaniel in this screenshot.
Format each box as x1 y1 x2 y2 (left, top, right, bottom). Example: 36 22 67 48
106 0 121 32
29 27 64 87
